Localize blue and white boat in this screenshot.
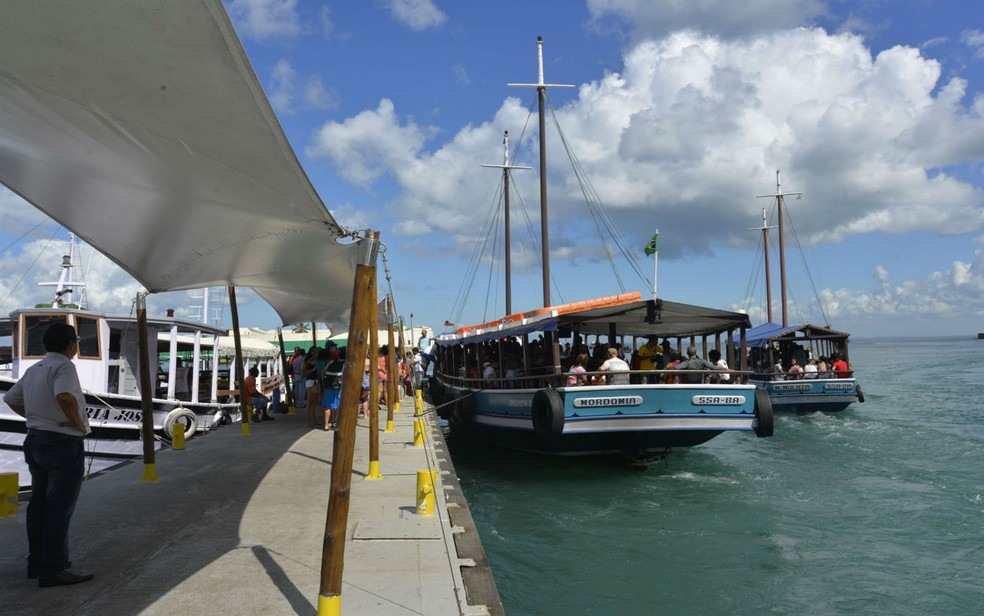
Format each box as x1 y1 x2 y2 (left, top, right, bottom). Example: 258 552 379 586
743 172 864 413
432 294 773 462
745 322 863 413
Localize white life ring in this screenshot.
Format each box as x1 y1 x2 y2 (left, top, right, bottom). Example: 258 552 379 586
163 408 199 441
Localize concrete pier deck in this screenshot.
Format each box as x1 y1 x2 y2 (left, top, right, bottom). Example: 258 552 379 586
0 396 503 615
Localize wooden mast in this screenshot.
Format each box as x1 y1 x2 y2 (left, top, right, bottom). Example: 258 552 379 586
757 170 800 328
482 130 530 315
508 36 574 309
508 36 574 376
748 207 776 323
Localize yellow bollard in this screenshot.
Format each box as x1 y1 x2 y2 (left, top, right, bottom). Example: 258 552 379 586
140 463 160 483
287 404 296 415
0 472 18 518
172 422 185 450
318 593 341 616
384 419 395 433
365 460 382 480
414 390 423 417
241 404 252 435
394 398 401 413
412 418 425 447
416 470 436 516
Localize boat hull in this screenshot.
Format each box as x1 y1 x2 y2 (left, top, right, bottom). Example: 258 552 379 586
0 376 240 440
751 378 861 412
433 380 767 459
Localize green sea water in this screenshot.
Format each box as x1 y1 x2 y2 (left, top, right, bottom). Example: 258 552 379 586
448 337 984 615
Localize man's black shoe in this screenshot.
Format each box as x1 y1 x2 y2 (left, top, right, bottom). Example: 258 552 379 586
39 570 95 587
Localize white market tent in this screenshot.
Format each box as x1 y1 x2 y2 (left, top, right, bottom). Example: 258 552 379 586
0 0 363 328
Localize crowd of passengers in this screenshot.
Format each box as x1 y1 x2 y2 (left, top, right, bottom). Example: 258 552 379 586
437 335 741 388
745 341 853 381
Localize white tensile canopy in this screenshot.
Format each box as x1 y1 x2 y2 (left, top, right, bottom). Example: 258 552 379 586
0 0 361 328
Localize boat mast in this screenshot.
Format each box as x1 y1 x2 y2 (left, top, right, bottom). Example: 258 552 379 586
482 130 531 315
508 36 574 308
757 170 801 327
38 232 86 308
748 208 776 322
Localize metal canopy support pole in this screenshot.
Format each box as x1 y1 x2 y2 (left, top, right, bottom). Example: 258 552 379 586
191 330 201 403
276 327 294 410
210 336 220 403
228 286 250 435
319 231 379 614
167 323 178 400
136 293 158 482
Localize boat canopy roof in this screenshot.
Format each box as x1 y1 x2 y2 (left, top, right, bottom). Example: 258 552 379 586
0 0 361 328
745 322 850 348
436 295 751 346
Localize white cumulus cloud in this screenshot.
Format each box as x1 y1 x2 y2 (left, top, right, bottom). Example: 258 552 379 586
226 0 304 41
385 0 447 31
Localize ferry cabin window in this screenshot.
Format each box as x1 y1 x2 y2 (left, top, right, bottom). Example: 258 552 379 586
22 314 70 358
75 316 101 359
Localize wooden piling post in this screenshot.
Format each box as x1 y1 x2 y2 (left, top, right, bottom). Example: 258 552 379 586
136 293 159 482
228 286 250 434
319 231 379 614
276 327 294 410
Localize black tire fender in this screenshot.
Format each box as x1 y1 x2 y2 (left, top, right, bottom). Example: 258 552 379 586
452 394 474 430
531 389 564 438
163 408 199 441
856 384 865 403
753 388 774 438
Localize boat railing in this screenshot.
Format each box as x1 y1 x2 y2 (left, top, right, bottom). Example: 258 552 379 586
436 368 759 389
750 370 855 381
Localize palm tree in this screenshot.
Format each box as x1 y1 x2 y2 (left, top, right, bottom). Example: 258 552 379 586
292 323 309 334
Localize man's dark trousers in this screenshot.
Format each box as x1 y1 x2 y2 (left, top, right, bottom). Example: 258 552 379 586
24 430 84 577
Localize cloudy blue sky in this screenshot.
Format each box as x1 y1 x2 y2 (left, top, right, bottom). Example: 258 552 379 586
1 0 982 337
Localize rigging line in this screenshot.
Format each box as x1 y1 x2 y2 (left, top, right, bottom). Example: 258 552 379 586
447 201 486 321
0 226 61 311
512 167 552 301
447 173 507 326
543 92 648 286
543 93 650 291
481 200 504 322
740 235 766 315
0 215 50 254
783 205 831 326
543 97 623 288
509 180 547 306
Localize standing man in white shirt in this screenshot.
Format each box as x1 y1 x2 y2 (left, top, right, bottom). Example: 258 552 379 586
4 322 94 587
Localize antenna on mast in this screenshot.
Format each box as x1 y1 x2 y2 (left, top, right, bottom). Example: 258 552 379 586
37 233 86 309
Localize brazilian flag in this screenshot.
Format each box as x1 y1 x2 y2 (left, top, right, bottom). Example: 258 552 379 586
644 233 659 256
